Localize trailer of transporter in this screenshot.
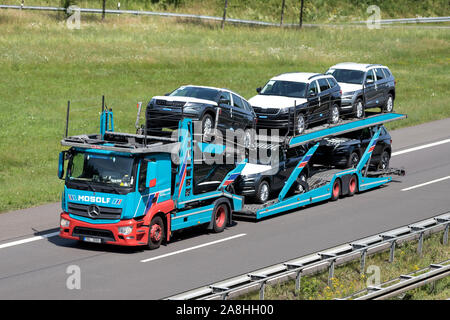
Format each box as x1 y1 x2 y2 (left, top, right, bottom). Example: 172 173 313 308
234 112 407 220
58 105 245 249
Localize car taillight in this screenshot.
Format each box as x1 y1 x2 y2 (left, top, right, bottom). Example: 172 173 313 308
340 90 342 95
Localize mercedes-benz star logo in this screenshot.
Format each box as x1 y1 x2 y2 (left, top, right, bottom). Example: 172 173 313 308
87 205 100 218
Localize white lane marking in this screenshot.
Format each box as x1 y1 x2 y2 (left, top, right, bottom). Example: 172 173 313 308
401 176 450 191
140 233 246 263
0 232 59 250
392 139 450 157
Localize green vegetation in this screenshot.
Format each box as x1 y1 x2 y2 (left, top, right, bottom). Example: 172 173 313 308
3 0 450 24
240 232 450 300
0 8 449 212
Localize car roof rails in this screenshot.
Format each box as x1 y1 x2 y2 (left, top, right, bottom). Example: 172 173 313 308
366 64 383 69
308 73 326 80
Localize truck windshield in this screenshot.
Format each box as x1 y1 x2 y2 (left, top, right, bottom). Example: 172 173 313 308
260 80 307 98
328 69 365 85
169 86 220 102
67 152 135 188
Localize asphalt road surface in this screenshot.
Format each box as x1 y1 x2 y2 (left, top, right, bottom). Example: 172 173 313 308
0 118 449 299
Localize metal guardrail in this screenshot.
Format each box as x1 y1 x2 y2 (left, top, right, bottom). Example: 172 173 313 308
342 259 450 300
1 4 449 27
166 212 449 300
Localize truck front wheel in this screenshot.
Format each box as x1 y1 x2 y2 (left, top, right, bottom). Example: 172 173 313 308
147 216 165 250
212 201 229 233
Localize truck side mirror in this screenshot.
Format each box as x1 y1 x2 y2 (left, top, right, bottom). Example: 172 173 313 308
58 151 65 180
256 87 262 93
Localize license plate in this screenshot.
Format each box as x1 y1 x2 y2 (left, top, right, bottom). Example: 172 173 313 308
83 237 102 243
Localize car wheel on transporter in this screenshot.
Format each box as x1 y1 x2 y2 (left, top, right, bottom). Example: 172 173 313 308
296 172 309 194
147 215 165 250
378 150 391 171
348 174 358 197
383 94 394 113
296 113 307 135
244 128 253 149
201 113 215 136
354 98 365 119
347 151 360 169
255 180 270 204
331 179 341 201
212 200 229 233
329 104 340 125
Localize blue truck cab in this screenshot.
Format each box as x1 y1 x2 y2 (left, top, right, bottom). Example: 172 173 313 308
58 111 244 249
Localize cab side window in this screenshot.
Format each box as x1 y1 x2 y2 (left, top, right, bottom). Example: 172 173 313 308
138 160 148 192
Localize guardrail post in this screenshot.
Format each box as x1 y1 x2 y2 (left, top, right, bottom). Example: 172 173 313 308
320 253 337 285
389 240 396 263
381 235 396 263
328 259 336 286
352 244 368 274
295 269 302 292
410 226 425 256
444 224 449 245
260 280 266 300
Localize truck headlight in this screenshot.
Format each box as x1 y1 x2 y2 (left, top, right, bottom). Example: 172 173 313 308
60 218 70 228
118 226 133 235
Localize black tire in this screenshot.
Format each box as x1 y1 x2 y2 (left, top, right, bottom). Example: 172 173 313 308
378 150 391 170
244 128 253 149
354 98 365 119
201 113 215 136
296 172 309 194
212 200 229 233
147 216 165 250
295 113 307 135
348 174 358 197
331 179 341 201
383 94 394 113
347 151 360 169
329 103 340 125
255 180 270 204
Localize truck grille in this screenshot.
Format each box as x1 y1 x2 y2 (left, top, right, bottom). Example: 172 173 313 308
72 227 115 242
68 203 122 220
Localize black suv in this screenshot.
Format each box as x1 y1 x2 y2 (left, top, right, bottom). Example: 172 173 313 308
235 146 309 203
146 85 256 143
326 63 396 118
312 126 392 170
249 72 342 135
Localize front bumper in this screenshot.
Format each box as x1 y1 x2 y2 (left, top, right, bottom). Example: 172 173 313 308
59 212 149 247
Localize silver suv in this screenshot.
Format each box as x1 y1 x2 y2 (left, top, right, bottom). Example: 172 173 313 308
326 63 396 118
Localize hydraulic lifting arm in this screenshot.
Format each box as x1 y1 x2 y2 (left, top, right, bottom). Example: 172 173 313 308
278 143 319 201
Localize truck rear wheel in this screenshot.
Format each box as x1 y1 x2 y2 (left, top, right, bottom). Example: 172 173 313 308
331 179 341 201
147 216 165 250
348 175 358 196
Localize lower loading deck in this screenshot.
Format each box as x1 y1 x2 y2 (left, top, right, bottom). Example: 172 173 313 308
234 166 397 220
234 168 344 220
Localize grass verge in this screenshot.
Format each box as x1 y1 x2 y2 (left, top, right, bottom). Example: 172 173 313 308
239 231 450 300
